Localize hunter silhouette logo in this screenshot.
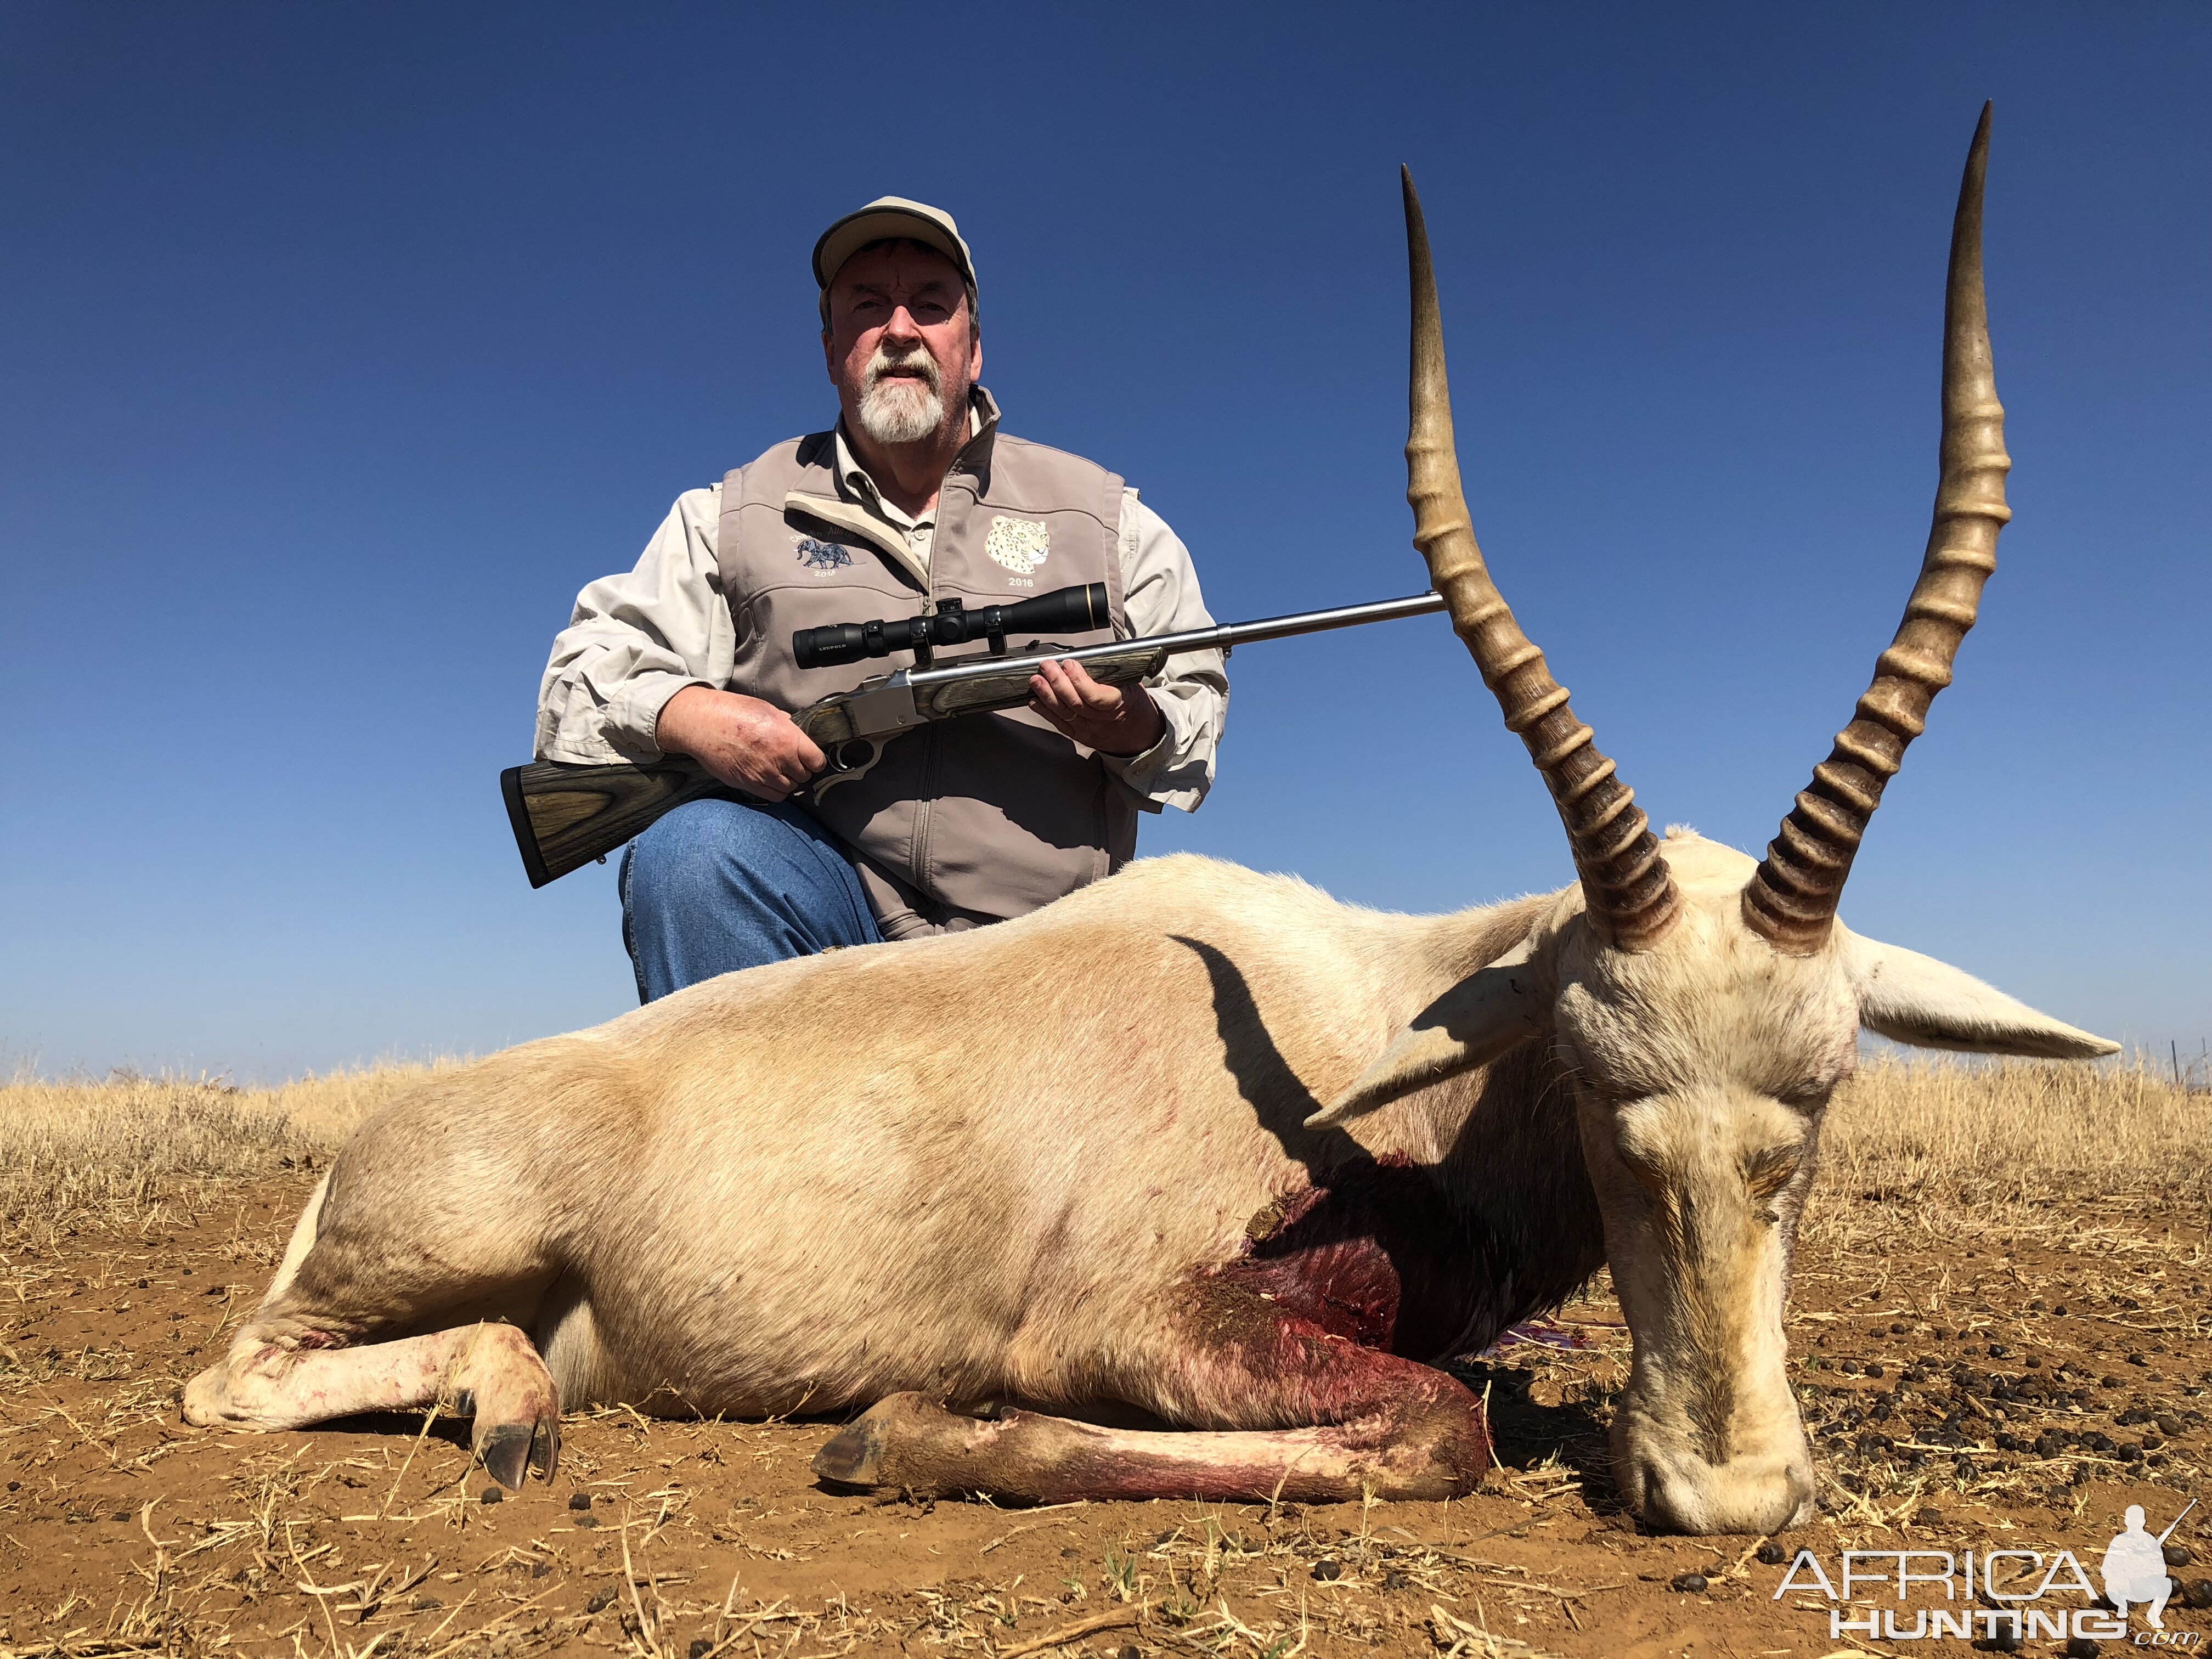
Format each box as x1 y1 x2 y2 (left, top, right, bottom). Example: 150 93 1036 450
2107 1501 2196 1629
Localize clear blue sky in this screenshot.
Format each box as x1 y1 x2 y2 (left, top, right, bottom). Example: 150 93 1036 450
2 2 2204 1080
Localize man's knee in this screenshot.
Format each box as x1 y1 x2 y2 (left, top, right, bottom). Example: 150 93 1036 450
621 796 879 992
625 798 772 919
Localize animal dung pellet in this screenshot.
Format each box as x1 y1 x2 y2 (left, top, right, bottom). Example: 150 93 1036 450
690 1641 714 1658
568 1491 592 1510
1669 1571 1708 1593
2064 1638 2100 1659
1756 1541 1786 1565
1311 1559 1341 1581
479 1486 503 1504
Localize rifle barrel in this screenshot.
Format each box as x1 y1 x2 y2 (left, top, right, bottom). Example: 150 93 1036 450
903 591 1447 688
2156 1497 2198 1543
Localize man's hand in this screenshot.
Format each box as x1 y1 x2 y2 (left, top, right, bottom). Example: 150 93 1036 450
1028 659 1165 758
656 685 825 802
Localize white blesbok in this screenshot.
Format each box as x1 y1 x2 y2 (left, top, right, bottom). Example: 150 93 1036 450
184 108 2112 1534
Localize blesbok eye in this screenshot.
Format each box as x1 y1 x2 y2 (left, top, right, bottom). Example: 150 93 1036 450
1775 1080 1834 1111
1742 1146 1801 1204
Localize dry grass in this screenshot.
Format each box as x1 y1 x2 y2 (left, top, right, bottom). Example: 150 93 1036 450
1804 1052 2210 1248
0 1065 433 1237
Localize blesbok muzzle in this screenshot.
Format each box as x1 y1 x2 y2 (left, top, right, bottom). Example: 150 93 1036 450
1615 1407 1817 1537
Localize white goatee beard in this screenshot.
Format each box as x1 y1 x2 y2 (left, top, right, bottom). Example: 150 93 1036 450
857 347 949 445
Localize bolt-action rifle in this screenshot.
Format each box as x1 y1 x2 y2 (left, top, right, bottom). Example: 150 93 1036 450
499 583 1446 889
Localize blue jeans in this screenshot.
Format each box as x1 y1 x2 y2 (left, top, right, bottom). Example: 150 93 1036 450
618 796 883 1003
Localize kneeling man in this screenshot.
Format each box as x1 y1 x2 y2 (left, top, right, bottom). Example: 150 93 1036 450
536 197 1228 999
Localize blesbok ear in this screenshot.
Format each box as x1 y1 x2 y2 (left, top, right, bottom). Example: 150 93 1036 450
1844 934 2119 1059
1306 955 1549 1128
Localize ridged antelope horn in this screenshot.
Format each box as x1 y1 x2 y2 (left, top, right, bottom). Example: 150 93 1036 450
1741 104 2010 955
1402 166 1680 951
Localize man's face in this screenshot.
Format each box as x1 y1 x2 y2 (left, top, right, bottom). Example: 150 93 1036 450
822 240 981 448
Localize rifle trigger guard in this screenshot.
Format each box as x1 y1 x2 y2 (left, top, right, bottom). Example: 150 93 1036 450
809 737 881 800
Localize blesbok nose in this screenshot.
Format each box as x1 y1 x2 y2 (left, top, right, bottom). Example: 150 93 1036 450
1624 1440 1816 1536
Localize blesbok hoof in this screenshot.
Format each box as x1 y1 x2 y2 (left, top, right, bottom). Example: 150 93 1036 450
475 1413 560 1490
479 1423 536 1490
812 1391 973 1493
812 1404 898 1488
442 1322 561 1489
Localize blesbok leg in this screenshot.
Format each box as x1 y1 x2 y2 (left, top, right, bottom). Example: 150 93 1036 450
814 1317 1491 1504
185 1318 560 1487
184 1153 565 1487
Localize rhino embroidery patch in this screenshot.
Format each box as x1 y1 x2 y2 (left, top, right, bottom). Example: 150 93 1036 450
984 516 1051 576
795 536 853 571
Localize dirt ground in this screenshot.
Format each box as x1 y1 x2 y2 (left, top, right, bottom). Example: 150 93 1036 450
2 1166 2207 1659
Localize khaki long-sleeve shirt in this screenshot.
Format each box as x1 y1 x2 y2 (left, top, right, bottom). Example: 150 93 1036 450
537 447 1227 812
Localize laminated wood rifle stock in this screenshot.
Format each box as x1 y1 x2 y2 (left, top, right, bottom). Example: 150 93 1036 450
501 755 727 889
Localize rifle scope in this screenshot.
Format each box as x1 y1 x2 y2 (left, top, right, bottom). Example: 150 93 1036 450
793 582 1110 670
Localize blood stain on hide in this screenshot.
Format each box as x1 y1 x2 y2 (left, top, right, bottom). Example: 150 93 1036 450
1217 1155 1495 1360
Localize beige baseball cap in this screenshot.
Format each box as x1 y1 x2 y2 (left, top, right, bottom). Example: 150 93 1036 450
812 196 977 321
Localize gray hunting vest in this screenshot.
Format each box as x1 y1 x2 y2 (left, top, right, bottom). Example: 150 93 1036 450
716 392 1136 929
